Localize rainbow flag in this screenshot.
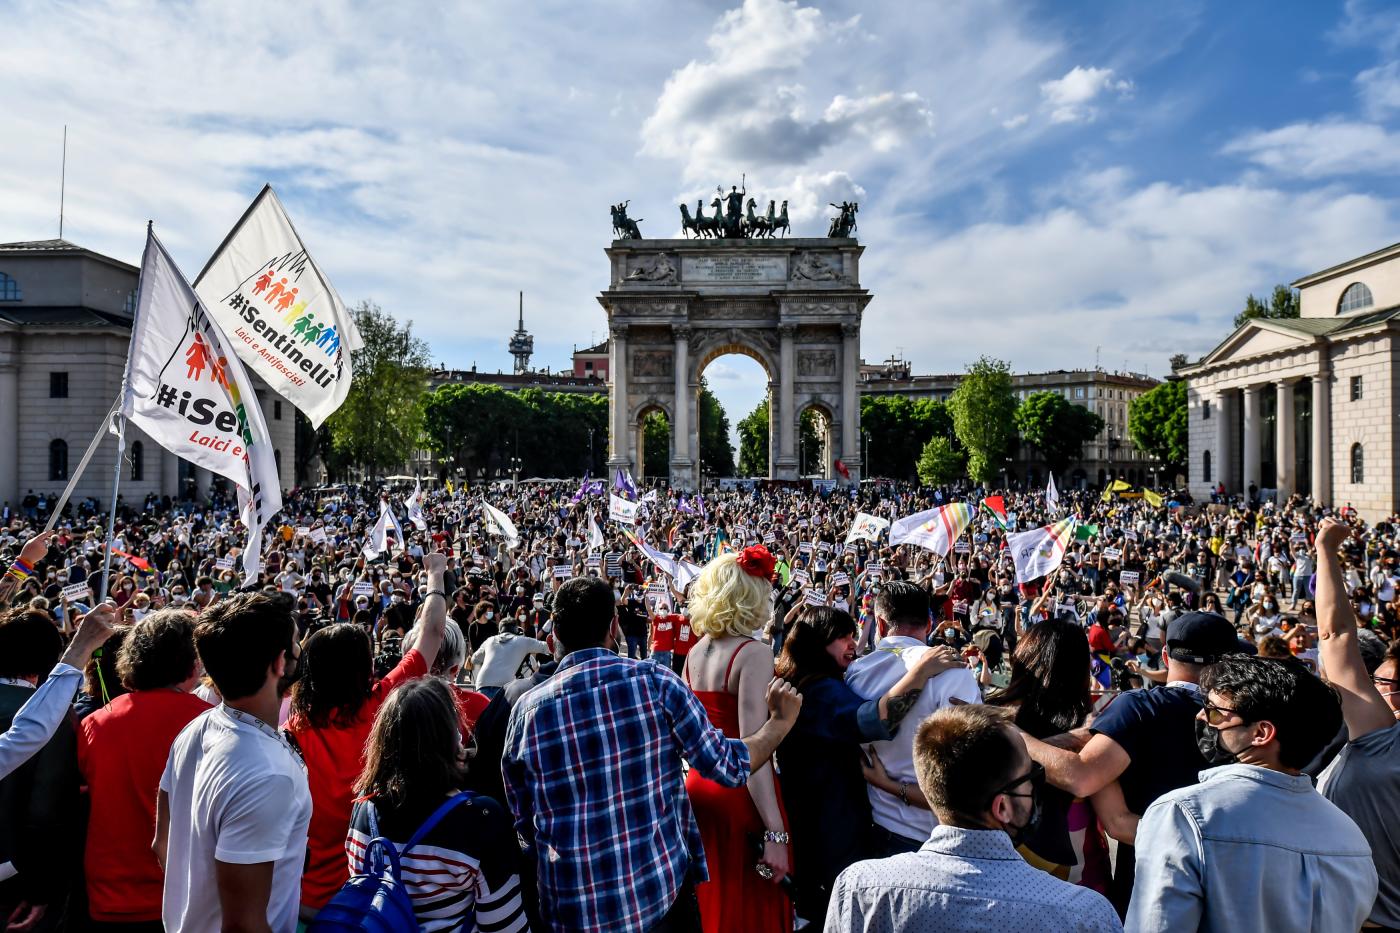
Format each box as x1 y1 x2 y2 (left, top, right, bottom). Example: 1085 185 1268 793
1006 516 1076 584
889 502 976 555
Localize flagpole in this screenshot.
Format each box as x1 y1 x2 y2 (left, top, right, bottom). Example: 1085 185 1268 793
99 221 151 602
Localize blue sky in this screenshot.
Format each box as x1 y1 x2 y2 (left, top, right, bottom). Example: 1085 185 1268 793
4 0 1400 448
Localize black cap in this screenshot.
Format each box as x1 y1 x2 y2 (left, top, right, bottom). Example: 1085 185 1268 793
1166 612 1243 665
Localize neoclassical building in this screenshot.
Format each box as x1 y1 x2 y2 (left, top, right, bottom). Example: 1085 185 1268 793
0 239 297 510
1182 240 1400 520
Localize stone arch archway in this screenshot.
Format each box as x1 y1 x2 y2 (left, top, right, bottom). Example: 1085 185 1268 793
631 398 673 482
599 235 871 490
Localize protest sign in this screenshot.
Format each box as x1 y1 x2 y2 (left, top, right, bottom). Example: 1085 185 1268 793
308 526 328 545
829 571 851 587
352 582 375 597
1120 570 1140 588
1103 547 1122 561
61 582 91 602
804 589 826 606
215 555 235 571
791 569 810 586
953 541 971 554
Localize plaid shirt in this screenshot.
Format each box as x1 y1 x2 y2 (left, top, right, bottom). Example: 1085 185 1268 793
503 648 750 932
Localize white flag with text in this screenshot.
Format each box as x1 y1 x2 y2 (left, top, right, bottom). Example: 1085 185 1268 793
194 185 361 427
405 479 427 531
122 229 282 585
481 501 520 548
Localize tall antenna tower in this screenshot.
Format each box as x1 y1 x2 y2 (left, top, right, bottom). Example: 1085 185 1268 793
509 291 534 375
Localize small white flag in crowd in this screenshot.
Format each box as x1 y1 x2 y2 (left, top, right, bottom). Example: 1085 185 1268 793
1046 472 1060 512
845 512 890 545
481 501 521 548
889 503 975 556
1007 517 1077 584
609 493 640 526
362 499 403 559
193 185 362 427
405 479 428 532
121 228 283 585
588 511 606 550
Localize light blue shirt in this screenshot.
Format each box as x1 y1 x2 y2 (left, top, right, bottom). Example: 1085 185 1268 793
1128 763 1378 933
0 663 80 781
826 825 1122 933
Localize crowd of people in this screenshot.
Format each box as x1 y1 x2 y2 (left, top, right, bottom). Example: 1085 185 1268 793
0 475 1396 932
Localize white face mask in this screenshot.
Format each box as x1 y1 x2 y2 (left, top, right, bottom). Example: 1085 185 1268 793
485 611 494 621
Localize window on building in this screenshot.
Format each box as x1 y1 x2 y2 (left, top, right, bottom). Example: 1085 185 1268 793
1203 399 1211 419
274 400 282 420
49 372 68 398
1351 376 1363 401
584 361 594 371
1352 444 1364 484
0 272 19 301
274 449 282 476
49 439 68 481
130 440 144 481
1203 449 1211 482
123 290 137 314
1338 282 1374 314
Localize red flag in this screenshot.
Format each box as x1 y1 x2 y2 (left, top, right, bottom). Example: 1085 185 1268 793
834 459 851 480
983 495 1008 521
110 546 152 572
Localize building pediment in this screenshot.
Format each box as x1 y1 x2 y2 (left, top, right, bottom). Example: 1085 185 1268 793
1194 320 1319 369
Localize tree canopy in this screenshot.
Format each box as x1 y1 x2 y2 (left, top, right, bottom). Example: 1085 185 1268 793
1234 284 1300 330
1013 391 1105 477
736 397 821 477
860 395 955 480
916 435 964 487
1127 379 1188 472
323 301 430 479
948 356 1018 484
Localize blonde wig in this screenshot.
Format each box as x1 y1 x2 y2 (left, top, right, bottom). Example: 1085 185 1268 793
688 552 772 638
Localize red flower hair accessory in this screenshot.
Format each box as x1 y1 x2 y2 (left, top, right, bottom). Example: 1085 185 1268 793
736 544 777 581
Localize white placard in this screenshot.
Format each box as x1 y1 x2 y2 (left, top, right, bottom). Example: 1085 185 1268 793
829 571 850 587
1103 547 1122 561
1119 571 1140 588
791 569 811 586
953 541 971 554
554 565 572 578
308 526 329 544
763 532 776 544
799 542 813 555
61 581 92 602
215 555 235 571
352 582 375 596
295 526 312 538
804 588 827 606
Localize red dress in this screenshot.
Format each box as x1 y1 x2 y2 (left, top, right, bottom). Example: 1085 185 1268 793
685 641 792 933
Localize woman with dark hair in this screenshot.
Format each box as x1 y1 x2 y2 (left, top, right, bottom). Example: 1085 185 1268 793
286 552 449 921
348 678 529 932
987 617 1127 891
773 605 956 928
464 599 498 681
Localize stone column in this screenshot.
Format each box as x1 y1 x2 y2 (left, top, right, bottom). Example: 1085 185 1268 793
1311 371 1331 506
195 467 212 502
840 322 862 480
607 325 630 471
1275 381 1295 497
162 445 180 499
670 324 694 489
1213 390 1232 493
1242 385 1261 492
775 323 798 480
0 339 17 508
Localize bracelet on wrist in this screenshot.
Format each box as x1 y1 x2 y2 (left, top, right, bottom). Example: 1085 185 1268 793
761 830 790 845
425 589 448 600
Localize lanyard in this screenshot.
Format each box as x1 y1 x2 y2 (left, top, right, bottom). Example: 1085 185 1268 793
221 704 304 766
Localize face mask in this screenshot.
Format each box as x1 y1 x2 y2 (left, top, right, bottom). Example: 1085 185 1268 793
1194 717 1242 766
485 611 494 621
277 647 302 697
1005 783 1043 847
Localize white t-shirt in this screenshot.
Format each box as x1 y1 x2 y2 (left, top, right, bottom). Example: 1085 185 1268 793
160 705 311 933
845 636 984 842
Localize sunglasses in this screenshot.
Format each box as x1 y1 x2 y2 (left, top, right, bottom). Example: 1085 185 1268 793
1200 700 1241 726
986 760 1044 806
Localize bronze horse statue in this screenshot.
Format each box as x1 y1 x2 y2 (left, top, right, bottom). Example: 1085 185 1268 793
745 198 772 237
771 200 791 238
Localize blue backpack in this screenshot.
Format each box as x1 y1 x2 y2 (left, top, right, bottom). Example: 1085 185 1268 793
310 791 476 933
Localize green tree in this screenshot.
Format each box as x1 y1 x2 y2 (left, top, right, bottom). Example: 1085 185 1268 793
916 436 965 486
948 357 1018 484
1128 379 1188 472
642 411 671 480
423 383 607 480
737 398 771 476
1013 391 1106 477
860 395 955 479
698 379 735 477
324 301 430 478
1234 284 1300 329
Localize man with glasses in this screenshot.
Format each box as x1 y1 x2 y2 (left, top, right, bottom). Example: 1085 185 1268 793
1128 654 1376 932
826 704 1121 932
1314 517 1400 930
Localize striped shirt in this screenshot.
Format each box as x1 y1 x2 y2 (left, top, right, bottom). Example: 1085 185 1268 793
346 794 529 933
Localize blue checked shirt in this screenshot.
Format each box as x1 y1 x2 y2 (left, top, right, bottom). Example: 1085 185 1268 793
503 648 751 932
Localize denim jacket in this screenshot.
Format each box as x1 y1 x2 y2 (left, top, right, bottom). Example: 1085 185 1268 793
1127 763 1377 933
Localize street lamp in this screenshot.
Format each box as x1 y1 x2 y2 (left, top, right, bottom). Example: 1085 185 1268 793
511 455 523 487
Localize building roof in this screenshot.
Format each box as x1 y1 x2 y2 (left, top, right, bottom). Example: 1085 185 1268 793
1246 304 1400 338
0 306 133 328
575 340 609 355
1291 240 1400 289
0 238 139 273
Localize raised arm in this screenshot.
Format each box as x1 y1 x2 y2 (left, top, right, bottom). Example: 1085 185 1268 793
1315 518 1395 740
413 552 449 671
734 647 791 884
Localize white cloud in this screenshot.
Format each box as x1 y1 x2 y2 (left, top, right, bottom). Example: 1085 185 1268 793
640 0 933 180
1039 66 1134 124
862 174 1399 376
1357 60 1400 116
1002 113 1030 129
1222 120 1400 178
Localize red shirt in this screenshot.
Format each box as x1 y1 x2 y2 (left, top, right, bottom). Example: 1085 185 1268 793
77 689 212 921
1087 623 1116 655
452 685 491 741
287 649 429 909
671 613 697 657
650 613 678 653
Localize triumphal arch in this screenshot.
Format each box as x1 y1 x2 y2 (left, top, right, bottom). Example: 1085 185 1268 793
599 195 871 490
